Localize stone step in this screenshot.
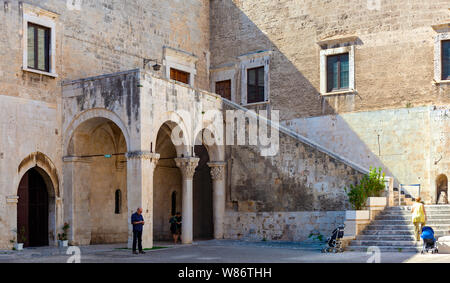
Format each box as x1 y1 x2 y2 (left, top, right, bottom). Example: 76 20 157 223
376 215 450 220
361 229 450 237
349 240 421 247
365 225 450 231
371 220 450 225
356 235 417 241
346 246 422 252
388 205 450 211
380 212 450 217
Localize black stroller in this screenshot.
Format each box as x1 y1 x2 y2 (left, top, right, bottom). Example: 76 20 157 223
421 226 438 254
322 224 345 253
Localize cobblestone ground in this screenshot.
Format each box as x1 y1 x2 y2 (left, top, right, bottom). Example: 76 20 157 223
0 240 448 263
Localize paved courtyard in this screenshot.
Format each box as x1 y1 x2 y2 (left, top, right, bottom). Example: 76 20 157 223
0 240 449 263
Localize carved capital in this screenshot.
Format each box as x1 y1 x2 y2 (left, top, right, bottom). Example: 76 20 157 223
208 162 226 181
175 157 200 180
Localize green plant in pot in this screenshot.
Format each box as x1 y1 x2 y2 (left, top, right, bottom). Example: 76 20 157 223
58 223 70 247
345 167 386 210
12 227 26 251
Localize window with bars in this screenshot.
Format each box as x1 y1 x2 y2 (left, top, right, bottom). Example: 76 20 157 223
442 40 450 80
27 23 50 72
327 53 349 92
170 68 190 85
247 67 265 104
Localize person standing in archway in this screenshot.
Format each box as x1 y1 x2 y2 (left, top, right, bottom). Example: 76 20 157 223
169 212 182 244
131 208 145 254
411 198 427 242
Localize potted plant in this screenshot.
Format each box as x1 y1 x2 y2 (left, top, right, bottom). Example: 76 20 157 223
12 226 26 251
344 167 387 237
58 223 70 247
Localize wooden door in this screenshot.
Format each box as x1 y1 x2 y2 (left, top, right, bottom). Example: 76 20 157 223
17 173 30 247
215 80 231 100
17 169 49 247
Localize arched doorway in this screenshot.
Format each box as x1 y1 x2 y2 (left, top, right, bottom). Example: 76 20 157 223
67 117 128 244
153 122 182 241
436 174 448 204
193 144 214 240
17 168 50 247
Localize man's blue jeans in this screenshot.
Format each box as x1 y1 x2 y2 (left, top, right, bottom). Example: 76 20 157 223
133 230 143 252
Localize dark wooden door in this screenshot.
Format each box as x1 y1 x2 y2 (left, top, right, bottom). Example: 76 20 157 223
215 80 231 100
17 173 30 247
17 169 49 247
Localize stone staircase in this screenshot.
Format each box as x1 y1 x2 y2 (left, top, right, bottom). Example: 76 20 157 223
348 205 450 252
392 188 415 206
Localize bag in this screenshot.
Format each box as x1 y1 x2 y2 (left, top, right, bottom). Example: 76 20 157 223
412 203 425 223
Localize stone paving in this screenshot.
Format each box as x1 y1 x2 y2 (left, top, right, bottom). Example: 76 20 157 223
0 240 449 263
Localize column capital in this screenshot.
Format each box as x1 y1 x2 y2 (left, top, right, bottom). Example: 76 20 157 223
126 151 160 163
175 157 200 180
207 161 227 181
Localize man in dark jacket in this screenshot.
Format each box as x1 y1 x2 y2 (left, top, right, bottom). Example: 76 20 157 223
131 208 145 254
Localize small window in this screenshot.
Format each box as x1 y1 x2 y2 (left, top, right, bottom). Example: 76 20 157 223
215 80 232 100
115 189 122 214
442 40 450 80
327 53 349 92
170 68 190 85
247 67 265 104
27 23 50 72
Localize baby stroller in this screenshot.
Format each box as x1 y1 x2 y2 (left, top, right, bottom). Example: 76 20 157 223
421 226 438 254
322 224 345 253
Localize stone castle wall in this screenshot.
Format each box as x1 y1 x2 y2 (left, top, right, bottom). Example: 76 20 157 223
210 0 450 120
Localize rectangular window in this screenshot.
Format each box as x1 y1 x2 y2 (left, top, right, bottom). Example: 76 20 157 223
27 23 50 72
327 53 349 92
215 80 231 100
170 68 190 85
247 67 265 104
442 40 450 80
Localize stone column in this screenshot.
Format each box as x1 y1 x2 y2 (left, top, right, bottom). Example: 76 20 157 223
208 162 227 240
175 157 199 244
63 156 93 246
126 151 160 249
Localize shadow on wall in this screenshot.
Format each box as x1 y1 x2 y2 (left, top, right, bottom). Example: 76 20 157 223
210 0 399 206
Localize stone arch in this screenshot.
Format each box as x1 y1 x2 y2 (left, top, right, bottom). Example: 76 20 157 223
17 152 59 198
436 174 448 204
63 108 131 156
65 113 129 245
193 127 225 162
153 112 191 156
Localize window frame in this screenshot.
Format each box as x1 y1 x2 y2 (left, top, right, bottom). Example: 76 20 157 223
433 30 450 84
239 50 271 106
27 23 51 73
247 67 265 104
170 68 190 85
441 40 450 81
211 67 236 102
326 53 350 93
23 13 57 77
320 45 355 95
215 79 232 100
